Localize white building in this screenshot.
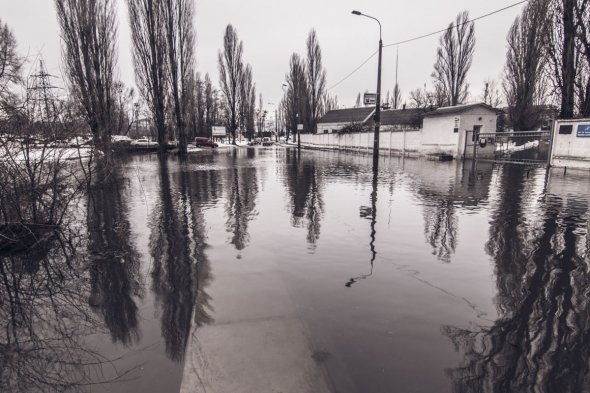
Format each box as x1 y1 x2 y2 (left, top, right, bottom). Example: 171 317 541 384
308 103 499 158
550 118 590 169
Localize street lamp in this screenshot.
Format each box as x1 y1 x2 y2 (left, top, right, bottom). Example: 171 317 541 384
268 102 278 143
352 10 383 169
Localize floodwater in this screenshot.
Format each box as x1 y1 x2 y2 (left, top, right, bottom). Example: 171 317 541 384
2 147 590 393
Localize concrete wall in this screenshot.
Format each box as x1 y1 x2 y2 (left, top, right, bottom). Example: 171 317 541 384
299 129 425 155
306 108 498 158
550 118 590 169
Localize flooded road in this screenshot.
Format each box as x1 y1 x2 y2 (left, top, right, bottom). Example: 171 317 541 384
2 147 590 392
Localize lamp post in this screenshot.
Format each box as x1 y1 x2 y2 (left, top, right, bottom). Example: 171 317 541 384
268 102 278 143
352 10 382 170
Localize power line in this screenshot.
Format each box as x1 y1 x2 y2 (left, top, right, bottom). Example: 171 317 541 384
327 0 528 91
327 50 378 91
383 0 528 48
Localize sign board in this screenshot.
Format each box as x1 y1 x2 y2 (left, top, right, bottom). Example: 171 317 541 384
363 93 376 106
297 124 304 131
212 126 226 137
576 124 590 137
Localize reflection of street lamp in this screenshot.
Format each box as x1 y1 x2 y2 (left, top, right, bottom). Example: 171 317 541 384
347 167 378 288
352 10 383 170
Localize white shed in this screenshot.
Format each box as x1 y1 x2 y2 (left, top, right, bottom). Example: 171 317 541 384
422 103 499 157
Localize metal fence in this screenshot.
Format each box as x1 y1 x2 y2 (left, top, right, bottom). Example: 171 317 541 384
464 130 552 167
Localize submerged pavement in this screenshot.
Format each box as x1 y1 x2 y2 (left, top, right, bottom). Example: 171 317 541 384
180 254 332 393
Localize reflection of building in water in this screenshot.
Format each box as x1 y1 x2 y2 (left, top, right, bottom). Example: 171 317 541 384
87 165 142 346
293 150 494 262
283 149 325 248
445 166 590 393
405 159 494 263
225 151 259 251
150 158 213 362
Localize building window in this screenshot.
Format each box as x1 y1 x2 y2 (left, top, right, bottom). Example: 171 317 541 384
559 125 573 134
453 128 459 133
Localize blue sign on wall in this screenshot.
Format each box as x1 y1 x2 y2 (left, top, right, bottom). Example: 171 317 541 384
577 124 590 137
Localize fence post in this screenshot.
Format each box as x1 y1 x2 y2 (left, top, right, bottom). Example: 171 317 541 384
403 128 406 157
546 120 555 168
472 129 478 161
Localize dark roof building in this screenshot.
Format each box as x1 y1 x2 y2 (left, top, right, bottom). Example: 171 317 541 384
422 103 499 117
318 107 375 124
368 108 424 128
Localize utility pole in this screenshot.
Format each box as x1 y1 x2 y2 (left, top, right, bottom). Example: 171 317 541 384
374 36 382 169
352 10 383 170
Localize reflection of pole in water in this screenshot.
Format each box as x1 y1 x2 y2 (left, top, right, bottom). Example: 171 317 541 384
346 167 378 287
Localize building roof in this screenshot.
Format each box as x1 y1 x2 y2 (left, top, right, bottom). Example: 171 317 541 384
368 108 424 127
423 103 499 117
318 107 375 124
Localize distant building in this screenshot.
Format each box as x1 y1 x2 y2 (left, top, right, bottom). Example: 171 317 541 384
550 118 590 169
317 107 375 134
307 103 500 158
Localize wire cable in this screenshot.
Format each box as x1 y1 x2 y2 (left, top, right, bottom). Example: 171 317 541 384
327 50 378 91
327 0 528 91
383 0 528 48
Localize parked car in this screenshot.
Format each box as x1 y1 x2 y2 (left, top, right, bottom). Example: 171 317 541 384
131 138 158 149
194 137 218 148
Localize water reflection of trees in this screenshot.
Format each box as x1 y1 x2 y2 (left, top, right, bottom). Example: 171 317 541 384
422 196 457 263
445 166 590 393
150 158 212 362
284 149 324 247
0 226 133 392
418 162 494 263
87 166 142 346
225 152 259 251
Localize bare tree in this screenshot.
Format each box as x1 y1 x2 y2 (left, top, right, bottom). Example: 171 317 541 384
431 11 476 107
255 93 266 137
127 0 169 154
218 25 244 145
0 19 23 102
322 92 337 113
481 78 503 108
409 88 427 108
503 0 550 130
392 83 402 109
239 64 255 140
285 53 307 140
574 0 590 116
55 0 118 151
305 29 327 133
163 0 195 154
112 81 136 135
547 0 577 118
204 73 219 137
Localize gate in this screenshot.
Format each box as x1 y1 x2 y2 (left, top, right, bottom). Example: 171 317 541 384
464 130 552 167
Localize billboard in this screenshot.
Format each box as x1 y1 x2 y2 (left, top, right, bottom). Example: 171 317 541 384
212 126 226 137
363 93 376 106
576 124 590 137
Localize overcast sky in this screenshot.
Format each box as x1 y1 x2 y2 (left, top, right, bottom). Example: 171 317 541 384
1 0 526 111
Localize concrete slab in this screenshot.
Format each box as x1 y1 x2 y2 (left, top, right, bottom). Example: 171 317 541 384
179 261 333 393
179 318 332 393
